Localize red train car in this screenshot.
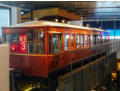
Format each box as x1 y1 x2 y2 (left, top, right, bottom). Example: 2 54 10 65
2 20 110 78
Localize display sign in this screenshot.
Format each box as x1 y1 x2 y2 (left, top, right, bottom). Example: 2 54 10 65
19 33 27 53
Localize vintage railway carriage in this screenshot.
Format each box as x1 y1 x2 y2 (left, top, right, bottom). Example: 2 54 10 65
2 20 110 78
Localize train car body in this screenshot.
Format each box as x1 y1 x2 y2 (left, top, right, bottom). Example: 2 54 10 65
2 20 110 78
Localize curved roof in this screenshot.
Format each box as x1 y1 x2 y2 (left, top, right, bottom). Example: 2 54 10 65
92 28 109 32
4 20 106 32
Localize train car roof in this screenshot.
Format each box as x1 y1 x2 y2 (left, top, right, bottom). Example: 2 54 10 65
92 28 109 32
3 20 107 32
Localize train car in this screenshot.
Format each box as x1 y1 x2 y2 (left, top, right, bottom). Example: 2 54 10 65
2 20 110 78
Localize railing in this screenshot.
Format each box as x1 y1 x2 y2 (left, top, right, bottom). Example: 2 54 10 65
58 52 117 91
58 40 120 91
109 39 120 53
69 39 120 55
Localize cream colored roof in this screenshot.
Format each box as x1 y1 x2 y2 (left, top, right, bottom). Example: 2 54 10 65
4 20 106 32
92 28 105 31
4 20 93 30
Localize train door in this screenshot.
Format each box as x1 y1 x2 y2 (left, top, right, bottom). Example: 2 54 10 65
53 34 60 53
48 32 62 54
48 33 53 54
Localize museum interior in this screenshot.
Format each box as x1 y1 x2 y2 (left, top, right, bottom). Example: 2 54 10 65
1 1 120 91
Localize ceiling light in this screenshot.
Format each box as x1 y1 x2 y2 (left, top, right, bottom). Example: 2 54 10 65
68 21 71 24
62 20 65 23
55 19 58 22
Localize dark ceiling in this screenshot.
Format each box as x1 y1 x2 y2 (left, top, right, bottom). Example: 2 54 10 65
1 1 120 20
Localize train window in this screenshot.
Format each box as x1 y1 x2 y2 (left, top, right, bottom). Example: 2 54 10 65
105 35 109 40
104 35 108 43
27 29 45 54
80 35 83 47
4 34 11 51
93 35 96 45
59 34 62 51
48 34 62 54
65 34 69 50
91 35 94 46
95 35 98 44
98 35 101 39
76 34 79 48
84 35 87 47
53 34 59 53
107 35 109 40
102 35 105 40
37 30 45 53
88 35 90 46
97 35 101 44
11 34 19 44
10 34 19 53
28 31 35 53
48 35 52 54
28 41 35 53
28 31 35 41
105 35 107 40
4 34 11 44
71 34 74 48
